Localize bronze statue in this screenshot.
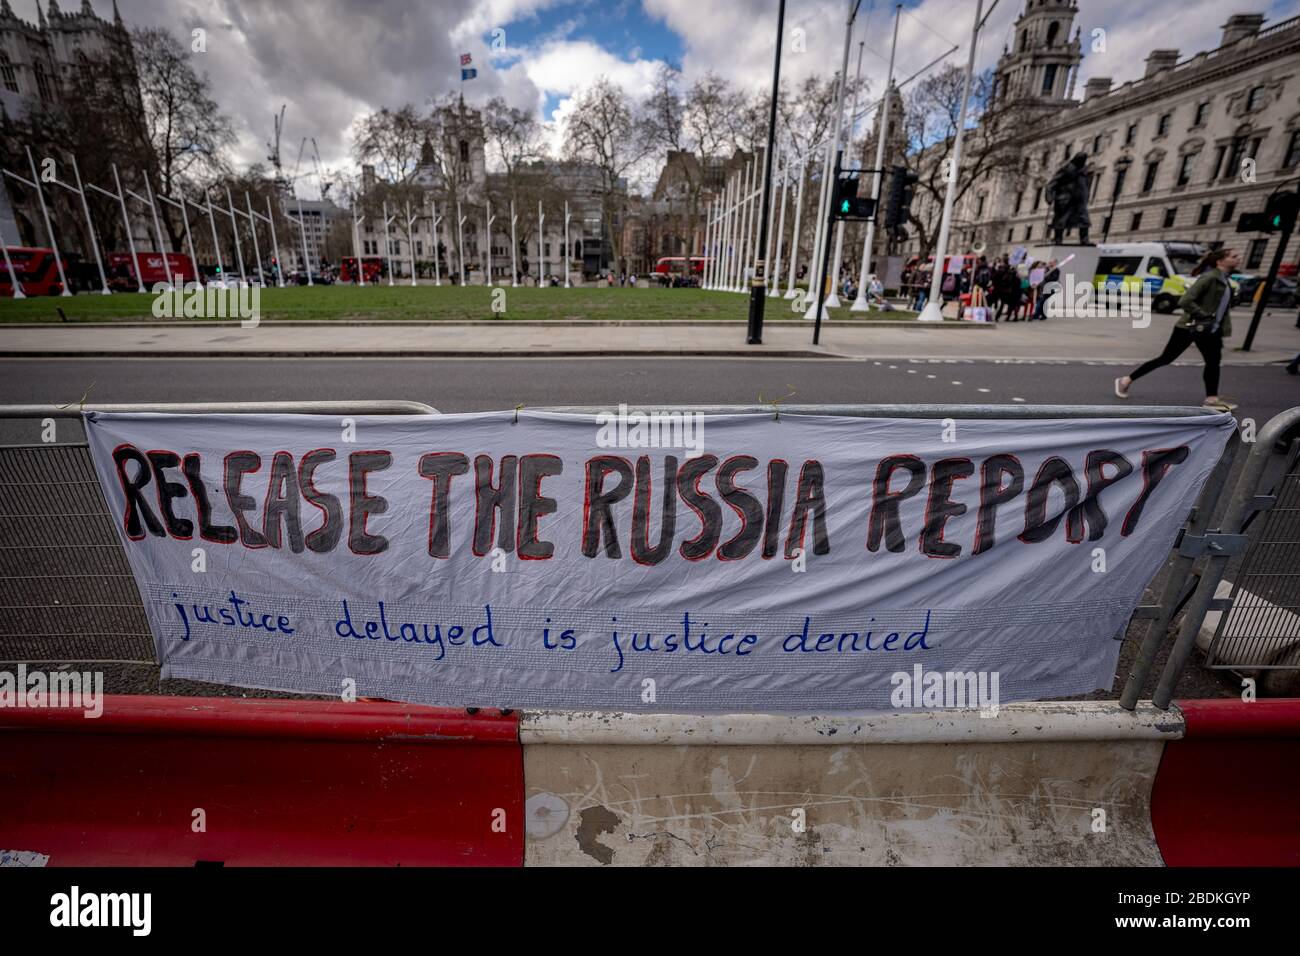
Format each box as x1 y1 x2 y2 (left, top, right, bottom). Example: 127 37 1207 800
1046 152 1092 245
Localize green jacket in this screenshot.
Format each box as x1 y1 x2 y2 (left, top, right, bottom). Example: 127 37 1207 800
1176 268 1232 337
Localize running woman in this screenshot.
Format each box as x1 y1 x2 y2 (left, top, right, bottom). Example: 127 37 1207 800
1114 247 1240 411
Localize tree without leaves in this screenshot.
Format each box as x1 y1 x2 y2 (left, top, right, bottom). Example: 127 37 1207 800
901 66 1026 258
7 27 234 255
352 104 436 262
562 76 654 266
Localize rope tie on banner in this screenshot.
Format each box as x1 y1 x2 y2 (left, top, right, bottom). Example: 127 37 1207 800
513 403 524 425
758 385 797 422
57 381 96 413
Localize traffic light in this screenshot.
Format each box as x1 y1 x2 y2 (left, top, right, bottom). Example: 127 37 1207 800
1266 191 1299 232
832 171 868 218
884 166 918 232
1237 191 1299 233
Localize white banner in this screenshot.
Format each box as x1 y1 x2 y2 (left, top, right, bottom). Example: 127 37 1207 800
84 409 1234 713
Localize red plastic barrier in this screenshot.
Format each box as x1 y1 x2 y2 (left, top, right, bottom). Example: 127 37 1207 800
0 695 522 867
1152 699 1300 867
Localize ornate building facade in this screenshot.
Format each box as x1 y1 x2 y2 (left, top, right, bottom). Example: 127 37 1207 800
900 2 1300 274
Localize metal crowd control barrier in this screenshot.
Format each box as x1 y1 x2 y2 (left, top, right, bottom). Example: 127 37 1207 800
0 402 437 666
1204 442 1300 673
1147 407 1300 707
0 401 1255 706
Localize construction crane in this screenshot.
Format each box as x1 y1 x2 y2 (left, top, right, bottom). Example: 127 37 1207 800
289 137 307 190
311 137 332 201
267 104 287 184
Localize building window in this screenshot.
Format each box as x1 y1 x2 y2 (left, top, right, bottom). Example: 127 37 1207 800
1033 187 1042 209
1089 174 1100 201
1130 212 1142 231
1210 145 1226 180
1287 130 1300 169
1221 200 1236 223
1163 208 1176 228
1041 65 1058 96
1063 143 1072 161
34 61 52 101
1112 166 1128 198
459 140 469 163
1224 137 1260 180
1102 215 1112 235
1025 226 1032 240
1141 162 1159 193
1193 102 1209 127
1092 134 1102 154
0 51 17 94
1007 229 1014 242
1177 153 1197 186
416 241 423 256
1197 203 1211 225
1125 122 1137 146
1157 113 1171 137
1013 191 1023 214
976 195 985 218
1246 238 1267 270
1246 85 1265 111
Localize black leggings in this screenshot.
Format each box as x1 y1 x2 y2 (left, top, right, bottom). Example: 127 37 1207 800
1129 326 1222 396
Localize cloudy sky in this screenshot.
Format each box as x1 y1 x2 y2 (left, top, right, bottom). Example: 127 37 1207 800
36 0 1299 191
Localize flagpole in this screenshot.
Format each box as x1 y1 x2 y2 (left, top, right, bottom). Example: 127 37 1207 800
510 199 518 287
919 0 983 323
825 37 866 310
407 200 417 286
486 200 495 287
785 156 805 298
564 201 571 288
770 152 789 298
853 5 901 312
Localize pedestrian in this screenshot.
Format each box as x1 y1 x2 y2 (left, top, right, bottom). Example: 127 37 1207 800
1033 259 1059 321
1114 247 1241 411
993 262 1016 322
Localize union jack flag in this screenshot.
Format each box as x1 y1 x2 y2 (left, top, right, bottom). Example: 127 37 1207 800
460 53 472 66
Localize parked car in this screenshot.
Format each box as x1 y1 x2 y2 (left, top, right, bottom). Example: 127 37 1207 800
1231 273 1296 308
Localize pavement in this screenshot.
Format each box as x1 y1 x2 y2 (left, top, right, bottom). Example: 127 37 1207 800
2 308 1298 363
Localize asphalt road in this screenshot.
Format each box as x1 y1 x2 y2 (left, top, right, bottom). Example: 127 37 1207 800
3 355 1297 424
2 356 1296 701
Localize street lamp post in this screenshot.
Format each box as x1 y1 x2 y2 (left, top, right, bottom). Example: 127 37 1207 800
1102 155 1132 243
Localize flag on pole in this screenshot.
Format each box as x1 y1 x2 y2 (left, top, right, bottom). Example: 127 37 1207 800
461 68 478 80
460 53 472 66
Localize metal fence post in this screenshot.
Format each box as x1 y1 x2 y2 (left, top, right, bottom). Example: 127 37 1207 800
1119 428 1241 709
1152 408 1300 709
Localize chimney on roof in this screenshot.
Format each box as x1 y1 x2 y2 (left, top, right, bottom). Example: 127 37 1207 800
1143 49 1180 78
1220 14 1265 47
1083 76 1112 100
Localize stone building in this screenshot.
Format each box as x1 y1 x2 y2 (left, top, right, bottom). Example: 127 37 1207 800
355 98 621 282
900 2 1300 275
0 0 135 244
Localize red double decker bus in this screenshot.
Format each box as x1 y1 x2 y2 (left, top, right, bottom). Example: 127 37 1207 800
339 256 386 284
0 247 67 296
106 251 198 291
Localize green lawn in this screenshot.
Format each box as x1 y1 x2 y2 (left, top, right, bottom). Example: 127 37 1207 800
0 283 922 323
